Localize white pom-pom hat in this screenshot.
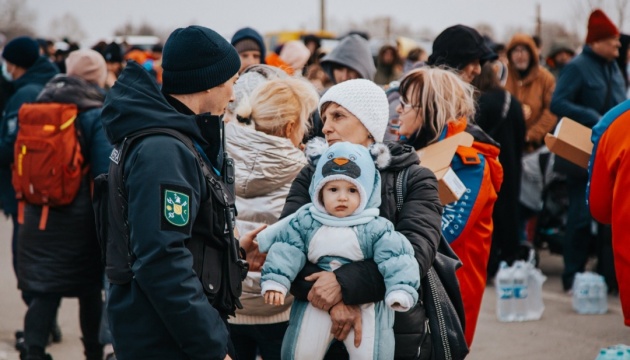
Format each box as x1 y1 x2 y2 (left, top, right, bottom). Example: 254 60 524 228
319 79 389 143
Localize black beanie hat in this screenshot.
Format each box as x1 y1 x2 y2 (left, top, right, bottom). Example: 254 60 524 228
162 25 241 94
427 25 498 70
103 42 123 63
2 36 40 69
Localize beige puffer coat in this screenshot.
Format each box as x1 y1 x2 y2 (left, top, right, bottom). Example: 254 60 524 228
225 121 306 324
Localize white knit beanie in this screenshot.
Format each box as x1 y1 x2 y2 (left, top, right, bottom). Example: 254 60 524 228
319 79 389 142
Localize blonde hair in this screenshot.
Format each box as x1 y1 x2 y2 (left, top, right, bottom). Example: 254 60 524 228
235 78 319 138
398 67 476 147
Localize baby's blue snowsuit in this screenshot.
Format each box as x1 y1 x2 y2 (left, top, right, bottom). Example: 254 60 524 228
258 142 420 360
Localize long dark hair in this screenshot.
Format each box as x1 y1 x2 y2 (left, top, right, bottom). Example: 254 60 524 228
471 62 502 93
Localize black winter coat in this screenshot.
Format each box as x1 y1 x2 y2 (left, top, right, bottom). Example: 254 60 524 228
17 76 111 295
282 141 443 359
99 63 230 360
475 89 526 271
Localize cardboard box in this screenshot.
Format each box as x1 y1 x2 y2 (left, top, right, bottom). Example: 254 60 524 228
544 117 593 169
416 132 474 205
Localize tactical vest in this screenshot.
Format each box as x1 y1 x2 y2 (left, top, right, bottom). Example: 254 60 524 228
93 128 248 316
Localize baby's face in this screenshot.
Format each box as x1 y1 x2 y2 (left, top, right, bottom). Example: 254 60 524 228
321 180 360 217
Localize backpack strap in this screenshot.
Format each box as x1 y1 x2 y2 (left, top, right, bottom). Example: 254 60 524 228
105 128 206 283
111 128 208 194
486 90 511 139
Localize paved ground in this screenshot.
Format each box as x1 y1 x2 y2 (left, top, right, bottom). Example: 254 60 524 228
0 216 628 359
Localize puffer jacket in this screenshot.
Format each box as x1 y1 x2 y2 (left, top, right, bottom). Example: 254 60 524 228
282 141 443 359
225 121 305 324
588 100 630 327
17 75 111 295
505 33 557 148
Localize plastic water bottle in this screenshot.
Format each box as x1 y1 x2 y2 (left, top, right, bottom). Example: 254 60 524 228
512 262 529 320
590 274 608 314
573 273 591 314
495 261 514 322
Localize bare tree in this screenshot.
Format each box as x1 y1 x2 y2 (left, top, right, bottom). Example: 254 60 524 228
616 0 630 30
540 22 582 57
475 23 496 41
0 0 36 41
571 0 630 39
48 13 86 42
114 21 158 36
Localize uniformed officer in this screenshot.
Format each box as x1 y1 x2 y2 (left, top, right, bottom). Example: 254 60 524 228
99 25 252 360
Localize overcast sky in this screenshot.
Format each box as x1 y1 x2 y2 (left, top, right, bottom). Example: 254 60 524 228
27 0 617 47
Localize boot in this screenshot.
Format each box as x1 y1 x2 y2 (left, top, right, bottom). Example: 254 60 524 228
25 346 53 360
81 337 103 360
15 330 26 353
49 320 62 344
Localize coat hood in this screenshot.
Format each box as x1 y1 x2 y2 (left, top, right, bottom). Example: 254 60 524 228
36 75 104 111
320 34 376 83
225 122 306 198
231 27 266 64
507 33 540 70
385 141 420 171
101 61 206 145
13 56 59 90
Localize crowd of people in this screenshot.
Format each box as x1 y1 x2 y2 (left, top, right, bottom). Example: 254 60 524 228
1 6 629 360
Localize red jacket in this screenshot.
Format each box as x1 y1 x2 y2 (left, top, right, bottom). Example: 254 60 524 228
441 119 503 345
588 100 630 327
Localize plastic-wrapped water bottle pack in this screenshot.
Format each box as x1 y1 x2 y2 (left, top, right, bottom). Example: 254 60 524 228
495 250 547 322
572 271 608 315
595 344 630 359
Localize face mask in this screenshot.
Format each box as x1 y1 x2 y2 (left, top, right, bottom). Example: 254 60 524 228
2 62 13 82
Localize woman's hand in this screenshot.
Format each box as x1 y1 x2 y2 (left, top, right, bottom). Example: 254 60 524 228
329 302 362 347
305 271 343 311
239 225 267 271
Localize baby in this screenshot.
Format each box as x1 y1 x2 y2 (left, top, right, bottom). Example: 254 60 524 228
258 141 420 360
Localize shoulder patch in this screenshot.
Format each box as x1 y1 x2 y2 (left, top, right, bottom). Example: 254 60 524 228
161 184 192 233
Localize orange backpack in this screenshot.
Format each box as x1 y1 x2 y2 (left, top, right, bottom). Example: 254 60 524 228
12 102 86 230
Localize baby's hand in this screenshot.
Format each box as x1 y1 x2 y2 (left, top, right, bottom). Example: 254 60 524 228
264 291 285 306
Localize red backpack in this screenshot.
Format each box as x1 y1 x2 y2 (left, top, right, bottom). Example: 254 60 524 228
12 102 87 230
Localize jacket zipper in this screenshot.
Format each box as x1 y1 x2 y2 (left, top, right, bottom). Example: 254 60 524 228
428 268 451 360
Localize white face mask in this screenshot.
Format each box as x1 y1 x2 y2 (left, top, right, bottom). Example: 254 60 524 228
2 62 13 82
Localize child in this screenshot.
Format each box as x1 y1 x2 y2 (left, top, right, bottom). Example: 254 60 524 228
258 141 420 360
